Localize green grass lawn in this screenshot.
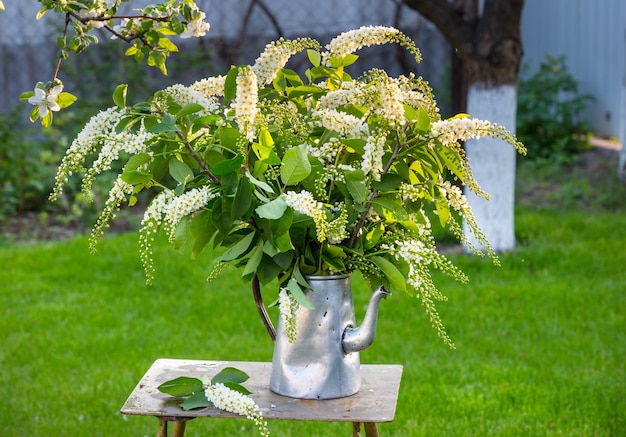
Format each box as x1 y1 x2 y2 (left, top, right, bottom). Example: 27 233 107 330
2 153 625 436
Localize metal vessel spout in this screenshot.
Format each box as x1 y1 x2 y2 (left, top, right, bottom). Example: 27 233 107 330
342 286 391 353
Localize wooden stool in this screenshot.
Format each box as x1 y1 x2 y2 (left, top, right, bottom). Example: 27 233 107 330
121 359 402 436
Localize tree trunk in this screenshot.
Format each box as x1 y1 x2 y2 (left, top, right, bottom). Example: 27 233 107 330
463 84 518 251
402 0 524 251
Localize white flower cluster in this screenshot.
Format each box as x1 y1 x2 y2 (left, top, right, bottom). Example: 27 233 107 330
139 190 177 283
232 67 259 142
323 26 401 65
190 75 226 98
327 204 348 245
384 239 428 290
438 180 470 213
92 128 154 176
252 38 319 85
313 109 368 139
278 288 299 343
90 176 134 251
50 107 125 201
283 190 328 242
164 186 217 241
316 82 365 111
205 383 269 437
306 137 344 165
361 134 386 180
377 79 405 125
431 117 492 146
400 183 426 202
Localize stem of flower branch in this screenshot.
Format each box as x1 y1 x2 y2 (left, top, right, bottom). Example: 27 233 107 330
66 10 162 46
347 140 403 249
175 130 221 185
52 13 72 81
69 10 174 25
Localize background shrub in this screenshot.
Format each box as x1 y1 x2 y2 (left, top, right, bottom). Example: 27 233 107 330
516 55 594 164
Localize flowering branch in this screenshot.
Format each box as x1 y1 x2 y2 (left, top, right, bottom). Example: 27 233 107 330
5 0 211 126
348 139 403 249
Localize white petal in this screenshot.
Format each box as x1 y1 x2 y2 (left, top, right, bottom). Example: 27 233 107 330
50 85 64 97
28 95 44 105
38 105 49 118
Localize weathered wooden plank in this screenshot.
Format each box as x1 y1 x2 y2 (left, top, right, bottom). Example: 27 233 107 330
121 359 403 423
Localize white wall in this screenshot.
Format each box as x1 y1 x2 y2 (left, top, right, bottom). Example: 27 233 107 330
521 0 626 142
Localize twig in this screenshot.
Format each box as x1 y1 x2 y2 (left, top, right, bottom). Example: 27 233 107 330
175 131 221 185
347 140 403 249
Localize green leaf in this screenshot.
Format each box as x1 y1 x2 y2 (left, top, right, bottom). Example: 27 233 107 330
255 197 287 220
121 170 152 185
212 155 244 175
222 382 252 395
242 242 264 278
181 391 211 410
322 243 347 271
372 198 407 222
56 92 77 109
438 147 465 182
364 223 385 250
293 266 310 289
287 278 315 310
286 85 324 99
329 53 359 67
435 197 450 227
416 104 431 131
125 152 151 171
148 50 168 75
281 69 305 87
245 171 275 194
19 91 35 101
344 170 366 204
223 66 239 101
169 159 194 185
212 198 232 234
218 127 242 149
149 120 177 133
211 367 250 385
158 377 203 397
280 144 311 185
232 177 253 218
370 256 407 293
372 173 403 192
176 103 204 119
307 49 321 67
190 210 215 258
219 231 256 262
403 104 420 122
113 84 128 108
40 111 52 127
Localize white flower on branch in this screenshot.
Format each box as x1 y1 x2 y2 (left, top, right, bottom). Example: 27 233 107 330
180 12 210 38
28 85 62 118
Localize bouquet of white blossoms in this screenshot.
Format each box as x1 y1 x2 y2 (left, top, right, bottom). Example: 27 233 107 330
51 26 525 349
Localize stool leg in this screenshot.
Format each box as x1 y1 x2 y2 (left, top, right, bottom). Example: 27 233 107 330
171 421 187 437
364 422 380 437
352 422 362 437
157 418 168 437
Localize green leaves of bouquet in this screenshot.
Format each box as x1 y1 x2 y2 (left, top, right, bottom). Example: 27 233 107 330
49 26 525 348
